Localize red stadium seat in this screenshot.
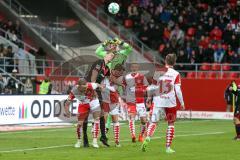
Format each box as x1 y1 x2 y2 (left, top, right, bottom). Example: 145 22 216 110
124 19 133 28
200 63 211 71
208 72 217 79
187 72 196 78
229 72 238 79
221 72 229 79
198 72 207 79
222 63 231 71
212 63 221 71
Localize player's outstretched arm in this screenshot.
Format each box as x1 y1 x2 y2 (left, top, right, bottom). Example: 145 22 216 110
118 41 133 56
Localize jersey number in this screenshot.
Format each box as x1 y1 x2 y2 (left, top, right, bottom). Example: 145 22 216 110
159 80 172 94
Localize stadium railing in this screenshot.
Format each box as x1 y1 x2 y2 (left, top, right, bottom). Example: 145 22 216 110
176 63 240 79
74 0 163 63
1 0 83 61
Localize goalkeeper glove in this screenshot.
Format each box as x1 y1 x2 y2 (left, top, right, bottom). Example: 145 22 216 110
103 40 111 47
113 37 124 45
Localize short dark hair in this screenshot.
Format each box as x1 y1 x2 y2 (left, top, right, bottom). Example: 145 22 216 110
78 78 87 85
165 54 177 66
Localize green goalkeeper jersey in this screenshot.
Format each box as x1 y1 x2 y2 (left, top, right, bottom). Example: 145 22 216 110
95 42 132 69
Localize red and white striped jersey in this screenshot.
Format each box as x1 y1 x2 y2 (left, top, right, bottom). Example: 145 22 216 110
68 83 98 104
101 78 119 104
123 72 148 103
151 67 181 108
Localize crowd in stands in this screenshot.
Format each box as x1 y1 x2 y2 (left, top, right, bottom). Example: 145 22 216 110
104 0 240 66
0 20 22 46
0 19 43 75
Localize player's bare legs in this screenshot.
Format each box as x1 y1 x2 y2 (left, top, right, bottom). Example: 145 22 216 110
128 114 136 142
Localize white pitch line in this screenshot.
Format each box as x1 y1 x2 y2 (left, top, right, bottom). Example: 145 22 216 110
0 131 225 153
0 120 225 135
0 145 72 153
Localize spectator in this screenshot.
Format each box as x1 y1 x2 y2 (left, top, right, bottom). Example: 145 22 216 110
214 43 225 63
196 46 204 63
203 44 214 63
23 78 33 94
141 10 151 25
0 74 6 94
14 44 30 74
210 26 223 41
127 3 139 23
5 45 14 73
229 34 238 50
138 25 150 46
223 24 234 44
161 43 174 58
195 25 204 40
231 53 240 71
170 24 185 46
6 69 20 94
176 49 188 70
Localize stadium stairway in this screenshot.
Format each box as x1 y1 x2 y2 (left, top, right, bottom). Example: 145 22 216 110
66 0 159 63
17 0 101 48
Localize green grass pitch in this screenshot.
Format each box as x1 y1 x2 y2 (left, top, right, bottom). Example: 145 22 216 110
0 120 239 160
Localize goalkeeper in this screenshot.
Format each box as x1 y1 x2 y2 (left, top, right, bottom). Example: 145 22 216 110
229 81 240 140
96 37 132 136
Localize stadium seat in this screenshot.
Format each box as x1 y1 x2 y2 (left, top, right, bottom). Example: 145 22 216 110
200 63 211 71
221 72 229 79
211 63 221 71
198 72 207 79
222 63 231 71
124 19 133 28
208 72 217 79
229 72 238 79
186 72 196 78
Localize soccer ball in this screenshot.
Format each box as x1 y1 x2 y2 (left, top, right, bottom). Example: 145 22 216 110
108 2 120 14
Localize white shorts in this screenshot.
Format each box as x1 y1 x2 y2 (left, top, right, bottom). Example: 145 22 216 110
137 103 147 117
109 104 120 116
89 98 101 113
151 107 165 122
